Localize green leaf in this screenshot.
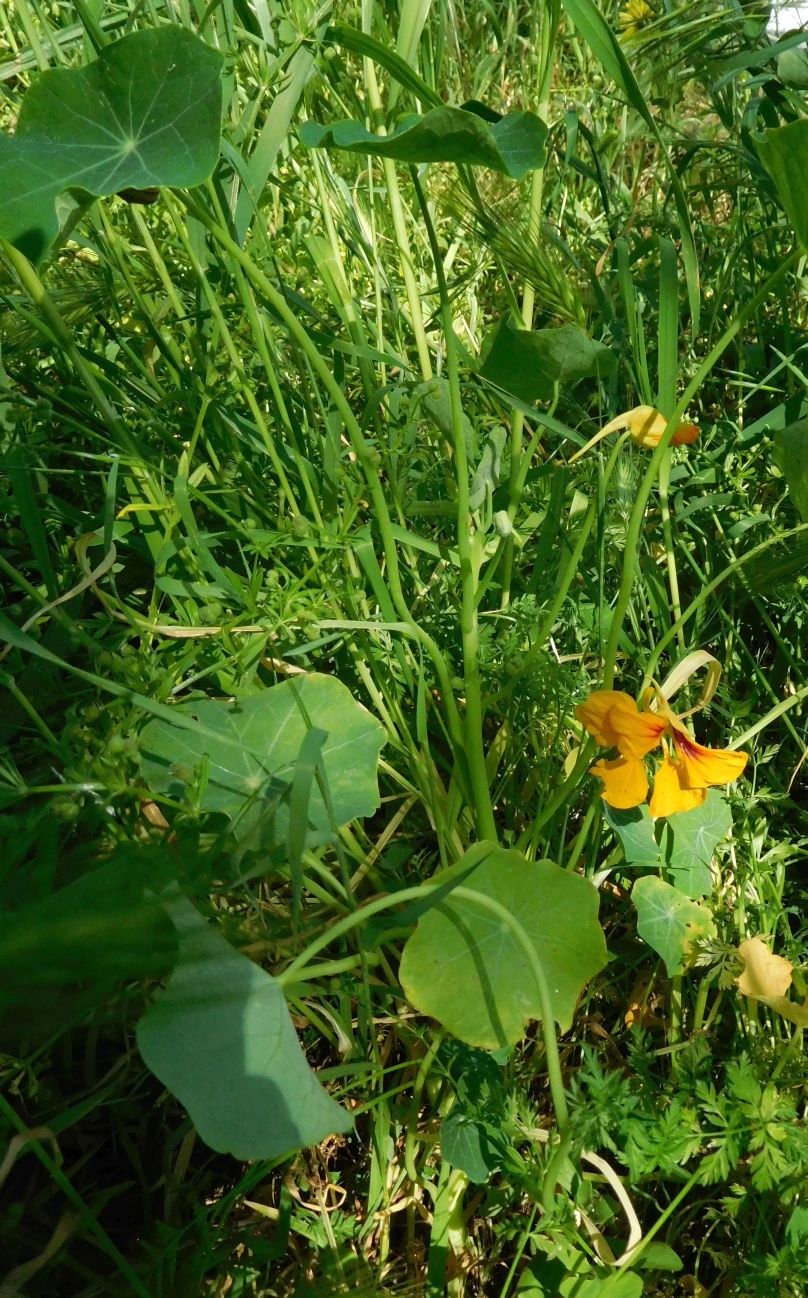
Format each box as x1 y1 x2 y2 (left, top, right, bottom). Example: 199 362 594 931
632 876 715 977
0 27 223 262
773 417 808 522
299 106 547 180
756 120 808 251
479 318 616 404
137 897 352 1160
399 843 607 1049
659 790 732 898
602 802 660 868
139 673 386 847
440 1112 505 1183
635 1242 683 1272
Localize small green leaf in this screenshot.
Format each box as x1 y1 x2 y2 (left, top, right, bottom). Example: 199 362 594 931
399 843 607 1049
633 876 715 976
139 673 386 847
756 120 808 251
0 27 224 262
299 106 547 180
479 318 616 404
635 1242 684 1272
773 417 808 522
659 790 732 898
602 802 660 868
137 897 352 1160
440 1112 505 1183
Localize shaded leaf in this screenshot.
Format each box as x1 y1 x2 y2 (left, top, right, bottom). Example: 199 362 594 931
773 417 808 522
632 876 715 976
299 106 547 180
399 843 607 1049
479 318 616 404
756 120 808 251
139 673 385 847
137 897 352 1160
440 1112 505 1183
659 789 732 898
0 27 223 262
602 802 660 868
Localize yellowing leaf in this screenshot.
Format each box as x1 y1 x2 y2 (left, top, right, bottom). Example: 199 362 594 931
736 936 808 1026
737 936 793 999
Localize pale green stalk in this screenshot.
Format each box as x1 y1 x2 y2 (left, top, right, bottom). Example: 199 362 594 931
360 0 433 380
412 169 497 840
501 0 559 608
601 250 800 688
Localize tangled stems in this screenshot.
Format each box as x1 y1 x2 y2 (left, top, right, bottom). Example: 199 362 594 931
600 249 801 690
279 879 569 1137
410 168 497 841
177 195 476 799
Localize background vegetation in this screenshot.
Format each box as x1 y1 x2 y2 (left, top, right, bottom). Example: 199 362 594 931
1 0 807 1294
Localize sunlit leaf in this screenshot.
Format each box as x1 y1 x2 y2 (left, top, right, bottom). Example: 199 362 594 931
632 876 715 976
0 27 223 262
659 790 732 898
773 417 808 522
479 318 616 404
399 843 607 1049
756 120 808 251
300 106 547 180
139 673 386 848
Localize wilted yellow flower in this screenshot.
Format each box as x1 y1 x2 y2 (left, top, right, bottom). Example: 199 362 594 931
569 405 699 464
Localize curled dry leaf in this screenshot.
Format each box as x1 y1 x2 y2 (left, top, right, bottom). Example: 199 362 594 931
737 936 808 1027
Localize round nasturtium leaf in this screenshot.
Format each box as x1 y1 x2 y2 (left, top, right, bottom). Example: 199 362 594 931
139 673 386 845
0 27 224 262
399 843 607 1049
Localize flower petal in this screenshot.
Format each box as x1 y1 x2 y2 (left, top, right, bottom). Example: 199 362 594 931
609 695 667 758
671 728 748 789
649 756 707 817
671 422 699 447
576 690 634 748
590 756 648 809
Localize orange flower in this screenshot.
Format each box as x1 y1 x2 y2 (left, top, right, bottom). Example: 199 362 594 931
569 406 699 463
576 688 747 817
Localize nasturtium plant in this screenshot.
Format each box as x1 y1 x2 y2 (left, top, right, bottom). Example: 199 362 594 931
755 119 808 251
632 876 715 976
137 898 352 1160
659 789 732 898
300 105 547 180
0 26 224 262
139 673 386 847
479 317 616 404
400 843 607 1049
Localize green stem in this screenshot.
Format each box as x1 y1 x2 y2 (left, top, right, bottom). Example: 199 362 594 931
179 196 467 760
601 250 800 688
1 241 138 458
657 451 685 651
410 169 497 840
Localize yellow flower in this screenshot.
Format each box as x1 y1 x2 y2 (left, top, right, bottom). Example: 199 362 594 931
569 406 699 464
576 688 748 817
618 0 654 37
